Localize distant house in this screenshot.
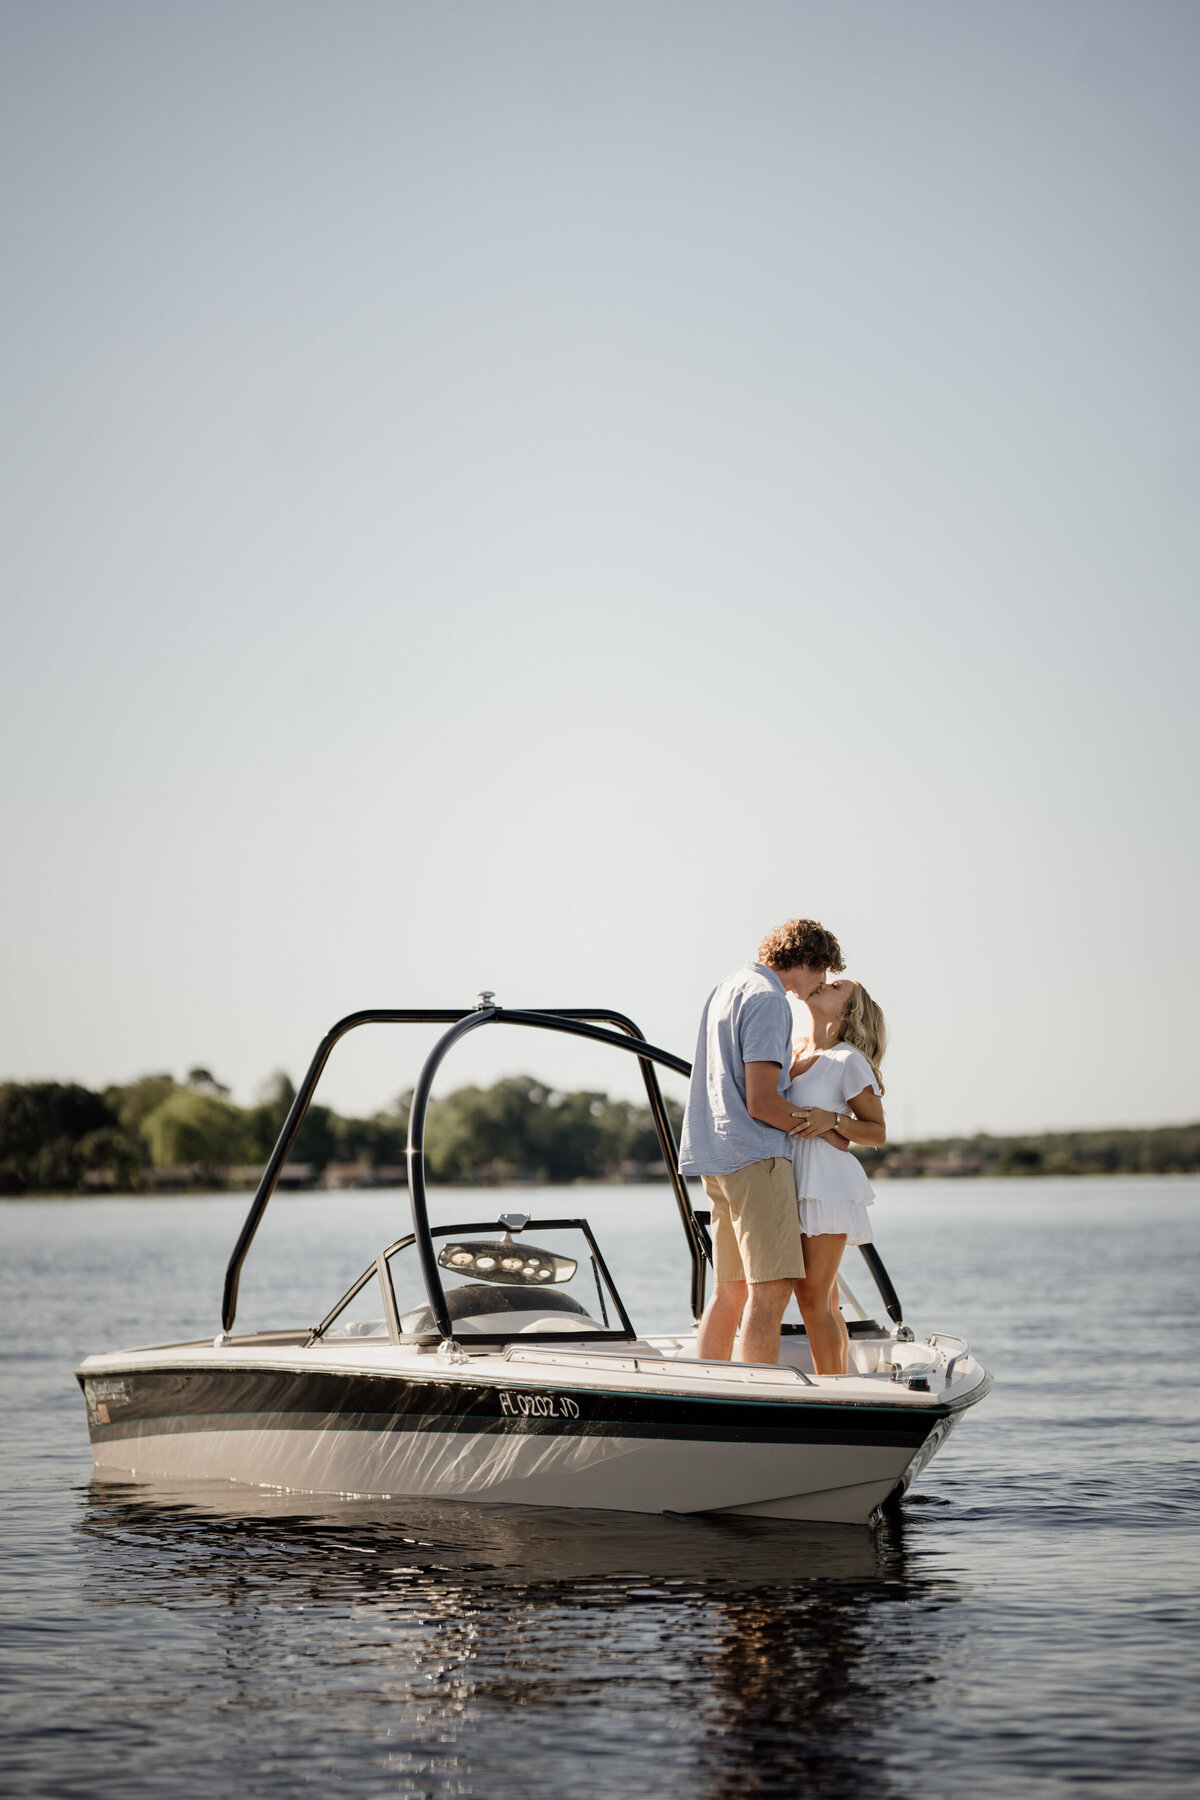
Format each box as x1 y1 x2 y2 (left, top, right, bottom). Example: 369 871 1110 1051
142 1163 318 1191
920 1151 984 1178
876 1150 925 1179
876 1148 983 1179
322 1163 407 1189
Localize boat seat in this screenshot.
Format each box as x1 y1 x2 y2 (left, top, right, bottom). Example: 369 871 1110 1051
401 1281 603 1338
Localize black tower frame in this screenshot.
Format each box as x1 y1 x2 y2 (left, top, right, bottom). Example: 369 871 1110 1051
221 1003 703 1338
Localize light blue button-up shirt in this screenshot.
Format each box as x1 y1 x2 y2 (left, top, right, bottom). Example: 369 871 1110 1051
677 963 794 1177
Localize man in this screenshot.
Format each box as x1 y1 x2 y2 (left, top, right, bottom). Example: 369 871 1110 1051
677 918 846 1365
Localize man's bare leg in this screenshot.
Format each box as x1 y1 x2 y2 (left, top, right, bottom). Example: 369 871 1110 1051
695 1278 748 1361
736 1277 794 1365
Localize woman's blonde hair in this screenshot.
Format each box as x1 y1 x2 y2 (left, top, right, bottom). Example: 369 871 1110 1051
838 983 887 1094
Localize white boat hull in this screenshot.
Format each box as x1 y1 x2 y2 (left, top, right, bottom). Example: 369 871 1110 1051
80 1344 981 1526
92 1423 932 1523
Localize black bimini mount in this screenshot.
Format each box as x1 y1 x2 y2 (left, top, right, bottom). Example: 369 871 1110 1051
220 1001 701 1338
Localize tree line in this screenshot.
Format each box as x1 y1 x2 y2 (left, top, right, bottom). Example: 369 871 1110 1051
1 1070 1196 1195
0 1069 684 1194
856 1123 1200 1180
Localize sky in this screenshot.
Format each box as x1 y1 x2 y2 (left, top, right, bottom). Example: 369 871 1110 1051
2 0 1197 1139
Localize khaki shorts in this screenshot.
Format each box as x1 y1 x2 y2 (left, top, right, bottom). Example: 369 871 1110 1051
702 1158 806 1283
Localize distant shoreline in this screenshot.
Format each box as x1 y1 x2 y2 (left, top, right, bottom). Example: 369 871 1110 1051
5 1166 1200 1202
3 1069 1197 1196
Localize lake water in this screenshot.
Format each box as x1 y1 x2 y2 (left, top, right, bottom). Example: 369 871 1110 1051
2 1178 1198 1798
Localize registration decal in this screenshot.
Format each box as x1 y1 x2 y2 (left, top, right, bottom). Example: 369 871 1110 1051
499 1389 582 1420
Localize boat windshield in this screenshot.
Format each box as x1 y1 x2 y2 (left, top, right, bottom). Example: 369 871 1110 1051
321 1268 391 1342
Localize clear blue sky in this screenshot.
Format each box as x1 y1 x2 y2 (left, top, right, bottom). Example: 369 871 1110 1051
2 1 1197 1137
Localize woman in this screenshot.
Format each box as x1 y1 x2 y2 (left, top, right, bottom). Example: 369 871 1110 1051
787 980 887 1374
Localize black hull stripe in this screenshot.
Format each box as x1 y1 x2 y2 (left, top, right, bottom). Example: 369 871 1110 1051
88 1409 925 1449
78 1364 967 1449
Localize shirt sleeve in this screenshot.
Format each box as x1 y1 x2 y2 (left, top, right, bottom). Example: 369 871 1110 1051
839 1048 881 1101
738 992 791 1066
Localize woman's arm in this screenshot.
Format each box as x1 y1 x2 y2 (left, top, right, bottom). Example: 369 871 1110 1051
795 1087 886 1146
836 1087 885 1147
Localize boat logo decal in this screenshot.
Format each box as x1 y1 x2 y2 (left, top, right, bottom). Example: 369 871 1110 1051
499 1389 582 1420
83 1377 130 1426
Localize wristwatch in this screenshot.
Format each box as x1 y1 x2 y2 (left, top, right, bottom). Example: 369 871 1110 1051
833 1113 842 1130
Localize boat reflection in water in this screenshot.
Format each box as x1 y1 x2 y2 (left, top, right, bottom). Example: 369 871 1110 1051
79 1477 961 1799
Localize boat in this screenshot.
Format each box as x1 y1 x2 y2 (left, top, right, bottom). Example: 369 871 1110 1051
77 998 992 1526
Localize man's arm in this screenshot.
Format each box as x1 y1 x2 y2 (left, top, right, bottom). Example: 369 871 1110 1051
745 1062 805 1133
747 1064 853 1153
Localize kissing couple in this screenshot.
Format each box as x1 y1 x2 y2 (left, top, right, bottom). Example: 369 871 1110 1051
677 918 887 1375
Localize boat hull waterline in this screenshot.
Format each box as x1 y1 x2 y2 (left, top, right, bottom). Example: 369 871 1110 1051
79 1351 988 1526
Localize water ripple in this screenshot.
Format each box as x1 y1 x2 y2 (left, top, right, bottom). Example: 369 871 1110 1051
2 1183 1199 1798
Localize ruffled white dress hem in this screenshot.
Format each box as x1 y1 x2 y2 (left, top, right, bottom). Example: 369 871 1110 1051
797 1194 874 1245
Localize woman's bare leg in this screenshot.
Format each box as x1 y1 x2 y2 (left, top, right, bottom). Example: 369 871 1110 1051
792 1234 849 1374
834 1295 850 1370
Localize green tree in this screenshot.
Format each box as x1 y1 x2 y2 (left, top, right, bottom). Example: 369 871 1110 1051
246 1071 337 1171
615 1095 685 1168
532 1088 624 1181
331 1093 409 1168
142 1090 251 1172
424 1080 534 1181
77 1125 147 1190
0 1082 117 1194
186 1067 231 1098
995 1142 1045 1174
421 1077 682 1182
105 1074 178 1132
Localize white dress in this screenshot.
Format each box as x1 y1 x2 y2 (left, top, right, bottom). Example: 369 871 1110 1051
787 1043 880 1243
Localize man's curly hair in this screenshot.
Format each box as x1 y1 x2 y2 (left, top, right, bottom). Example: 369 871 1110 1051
758 918 845 974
